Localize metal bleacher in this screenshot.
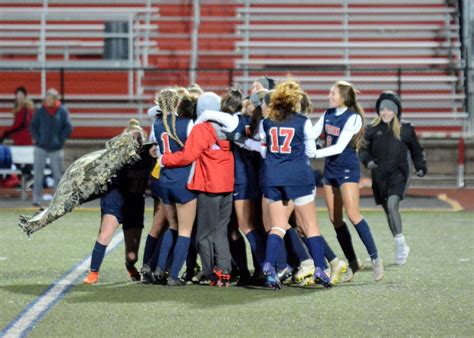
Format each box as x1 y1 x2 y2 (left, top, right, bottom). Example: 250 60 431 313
0 0 470 139
235 0 467 134
0 0 160 138
0 1 159 68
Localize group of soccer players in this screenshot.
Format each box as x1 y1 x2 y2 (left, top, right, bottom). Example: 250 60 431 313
83 75 426 289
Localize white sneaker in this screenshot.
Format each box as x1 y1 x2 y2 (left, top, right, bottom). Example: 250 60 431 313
294 259 315 284
395 235 410 265
371 257 384 282
329 258 348 285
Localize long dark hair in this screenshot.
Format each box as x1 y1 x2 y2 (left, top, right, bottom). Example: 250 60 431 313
333 80 365 150
248 90 267 137
221 88 242 114
177 94 197 120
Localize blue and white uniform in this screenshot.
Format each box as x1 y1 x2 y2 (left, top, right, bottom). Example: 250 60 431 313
100 147 154 229
257 113 316 205
232 114 259 200
311 107 363 188
153 114 196 204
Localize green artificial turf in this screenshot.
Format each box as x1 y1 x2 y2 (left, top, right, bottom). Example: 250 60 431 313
0 209 473 336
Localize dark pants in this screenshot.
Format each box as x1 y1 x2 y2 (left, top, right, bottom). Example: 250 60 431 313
196 192 233 278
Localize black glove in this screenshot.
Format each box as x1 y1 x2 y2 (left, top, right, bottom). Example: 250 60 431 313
367 161 378 170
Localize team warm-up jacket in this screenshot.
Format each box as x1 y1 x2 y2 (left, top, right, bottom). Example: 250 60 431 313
161 122 234 193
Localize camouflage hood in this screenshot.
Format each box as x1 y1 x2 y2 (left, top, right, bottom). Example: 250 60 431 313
19 132 141 237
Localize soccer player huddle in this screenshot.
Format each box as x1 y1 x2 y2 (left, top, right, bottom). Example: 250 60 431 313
83 76 427 290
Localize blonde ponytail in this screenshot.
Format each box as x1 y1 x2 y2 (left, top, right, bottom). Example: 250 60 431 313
155 88 183 147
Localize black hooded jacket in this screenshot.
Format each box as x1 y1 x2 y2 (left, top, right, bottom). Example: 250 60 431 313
359 92 427 204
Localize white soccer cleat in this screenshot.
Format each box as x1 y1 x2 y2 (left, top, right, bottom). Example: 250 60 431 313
329 258 348 285
294 259 315 284
371 258 384 282
342 258 363 282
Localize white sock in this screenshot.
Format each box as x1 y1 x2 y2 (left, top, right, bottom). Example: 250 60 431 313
395 234 405 243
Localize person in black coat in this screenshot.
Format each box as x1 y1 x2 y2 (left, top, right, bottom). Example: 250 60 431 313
360 91 427 265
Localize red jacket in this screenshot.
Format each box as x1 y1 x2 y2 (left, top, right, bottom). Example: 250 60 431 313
162 122 234 193
3 104 33 145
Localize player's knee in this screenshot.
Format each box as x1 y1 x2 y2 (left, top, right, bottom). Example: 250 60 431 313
387 200 399 215
329 215 343 227
347 212 361 225
126 252 138 265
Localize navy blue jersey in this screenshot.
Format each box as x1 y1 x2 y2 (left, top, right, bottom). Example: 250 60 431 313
262 113 313 187
323 108 360 178
154 115 193 188
100 146 154 198
233 114 259 187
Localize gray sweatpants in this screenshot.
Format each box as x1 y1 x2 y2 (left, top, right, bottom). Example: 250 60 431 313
33 146 64 204
196 192 233 278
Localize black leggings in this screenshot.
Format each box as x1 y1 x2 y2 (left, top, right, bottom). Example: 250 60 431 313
382 195 403 237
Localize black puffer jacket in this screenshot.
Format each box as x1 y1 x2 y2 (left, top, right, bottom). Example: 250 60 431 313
360 121 427 204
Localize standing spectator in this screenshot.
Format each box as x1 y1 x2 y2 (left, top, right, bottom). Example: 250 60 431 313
29 89 72 207
0 86 34 145
0 86 34 188
360 91 427 265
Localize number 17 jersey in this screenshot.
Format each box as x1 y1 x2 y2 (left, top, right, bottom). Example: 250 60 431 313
261 113 313 187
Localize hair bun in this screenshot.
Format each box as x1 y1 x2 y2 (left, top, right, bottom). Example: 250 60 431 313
128 119 140 128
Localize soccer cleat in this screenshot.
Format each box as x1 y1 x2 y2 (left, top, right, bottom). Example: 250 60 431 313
152 267 167 285
141 264 154 284
219 269 231 288
210 268 231 288
372 258 384 282
167 278 186 286
181 270 195 284
293 259 315 284
236 272 252 287
396 241 410 265
126 264 141 282
296 276 315 287
343 258 363 282
313 267 332 288
192 271 210 285
263 262 282 290
277 265 293 285
83 271 99 284
329 258 348 285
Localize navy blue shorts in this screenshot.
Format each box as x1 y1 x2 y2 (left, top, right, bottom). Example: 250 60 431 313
323 173 360 188
263 185 314 203
233 183 259 201
157 185 196 205
150 177 160 199
100 189 145 230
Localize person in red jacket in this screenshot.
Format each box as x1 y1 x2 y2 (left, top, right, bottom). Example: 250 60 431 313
1 86 34 145
0 86 34 188
159 91 235 287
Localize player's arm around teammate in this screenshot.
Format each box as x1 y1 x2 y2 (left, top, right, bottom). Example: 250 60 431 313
160 92 235 287
309 81 383 282
151 89 197 286
252 80 332 289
